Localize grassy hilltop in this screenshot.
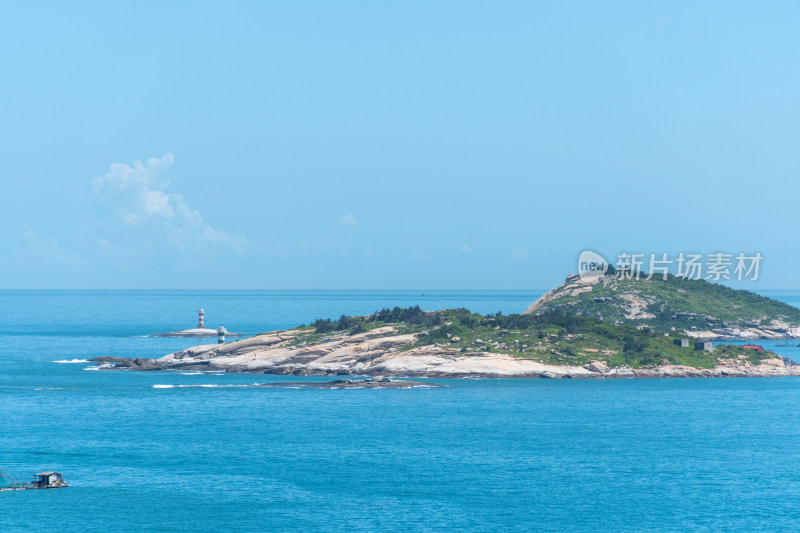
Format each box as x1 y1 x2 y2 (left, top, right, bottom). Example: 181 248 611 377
524 274 800 336
297 306 773 370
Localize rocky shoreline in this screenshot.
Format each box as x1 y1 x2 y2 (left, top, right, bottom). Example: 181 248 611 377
90 326 800 379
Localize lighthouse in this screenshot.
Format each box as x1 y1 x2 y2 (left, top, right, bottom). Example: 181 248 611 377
150 309 242 338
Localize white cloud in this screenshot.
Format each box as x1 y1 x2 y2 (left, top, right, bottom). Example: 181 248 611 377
339 213 358 226
459 244 471 253
93 153 247 256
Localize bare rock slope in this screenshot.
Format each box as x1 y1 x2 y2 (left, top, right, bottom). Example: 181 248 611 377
104 325 800 379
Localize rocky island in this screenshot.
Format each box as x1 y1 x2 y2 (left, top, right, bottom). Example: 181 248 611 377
526 272 800 339
93 275 800 379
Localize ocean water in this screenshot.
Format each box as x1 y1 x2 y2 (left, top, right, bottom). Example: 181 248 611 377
3 290 800 532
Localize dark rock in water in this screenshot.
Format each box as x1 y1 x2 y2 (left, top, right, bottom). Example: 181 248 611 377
256 379 442 389
138 360 163 370
292 368 310 376
91 356 163 371
91 356 133 363
172 361 211 368
336 369 352 375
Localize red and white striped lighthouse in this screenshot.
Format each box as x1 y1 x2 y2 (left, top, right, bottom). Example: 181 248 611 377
198 308 205 329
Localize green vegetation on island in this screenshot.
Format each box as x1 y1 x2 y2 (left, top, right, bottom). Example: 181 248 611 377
525 274 800 336
298 305 775 370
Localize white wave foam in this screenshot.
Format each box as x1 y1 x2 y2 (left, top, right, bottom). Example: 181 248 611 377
52 359 90 364
83 363 113 371
152 384 175 388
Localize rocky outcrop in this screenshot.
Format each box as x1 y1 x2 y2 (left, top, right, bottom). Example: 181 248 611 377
584 360 609 374
256 378 442 389
92 328 800 379
524 274 599 314
90 356 165 370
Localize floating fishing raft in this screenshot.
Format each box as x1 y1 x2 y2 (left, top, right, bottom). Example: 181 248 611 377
0 468 68 491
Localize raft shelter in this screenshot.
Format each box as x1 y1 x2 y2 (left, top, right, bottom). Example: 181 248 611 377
0 467 67 491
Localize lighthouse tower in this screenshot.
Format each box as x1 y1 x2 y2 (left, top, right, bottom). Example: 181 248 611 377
198 308 205 329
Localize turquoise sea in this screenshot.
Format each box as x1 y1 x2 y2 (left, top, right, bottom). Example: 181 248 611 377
4 290 800 532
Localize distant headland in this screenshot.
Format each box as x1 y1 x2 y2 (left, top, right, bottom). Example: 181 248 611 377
93 275 800 379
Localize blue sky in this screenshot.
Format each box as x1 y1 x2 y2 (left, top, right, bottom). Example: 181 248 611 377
2 1 799 289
